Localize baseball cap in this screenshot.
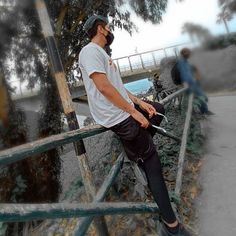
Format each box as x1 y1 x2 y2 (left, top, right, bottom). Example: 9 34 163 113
83 15 109 33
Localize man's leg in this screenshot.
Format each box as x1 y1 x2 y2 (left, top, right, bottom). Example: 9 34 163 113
199 98 209 114
138 151 177 223
110 116 177 224
195 95 209 114
111 105 192 234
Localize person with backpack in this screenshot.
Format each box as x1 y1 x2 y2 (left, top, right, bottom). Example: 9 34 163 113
176 48 213 115
79 15 192 236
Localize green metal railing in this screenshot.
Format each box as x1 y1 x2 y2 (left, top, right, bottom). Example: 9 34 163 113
0 88 193 236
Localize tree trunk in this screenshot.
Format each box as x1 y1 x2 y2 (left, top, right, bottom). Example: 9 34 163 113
223 18 230 34
0 72 9 128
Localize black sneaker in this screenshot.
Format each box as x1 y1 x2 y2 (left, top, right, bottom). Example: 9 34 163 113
204 110 215 115
158 223 192 236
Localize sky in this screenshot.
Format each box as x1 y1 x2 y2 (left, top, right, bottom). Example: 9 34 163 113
111 0 236 58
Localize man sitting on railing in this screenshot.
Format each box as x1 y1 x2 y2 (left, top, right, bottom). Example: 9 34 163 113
79 15 192 236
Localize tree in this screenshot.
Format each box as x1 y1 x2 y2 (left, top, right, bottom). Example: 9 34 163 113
217 0 236 34
0 73 9 129
182 22 212 43
217 9 232 34
218 0 236 14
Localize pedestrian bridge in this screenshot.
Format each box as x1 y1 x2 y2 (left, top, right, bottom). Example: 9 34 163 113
113 43 183 84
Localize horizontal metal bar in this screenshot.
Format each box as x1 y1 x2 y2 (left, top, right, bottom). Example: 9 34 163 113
160 87 188 106
175 94 194 196
0 87 187 167
0 202 160 222
113 42 191 61
0 125 107 166
74 153 124 236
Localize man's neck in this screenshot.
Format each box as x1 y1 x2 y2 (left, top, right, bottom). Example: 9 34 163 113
91 36 106 48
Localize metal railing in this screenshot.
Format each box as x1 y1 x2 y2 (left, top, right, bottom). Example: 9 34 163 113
0 87 194 236
113 42 193 76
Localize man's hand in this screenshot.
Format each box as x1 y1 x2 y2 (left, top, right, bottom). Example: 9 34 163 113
138 100 157 118
130 109 150 128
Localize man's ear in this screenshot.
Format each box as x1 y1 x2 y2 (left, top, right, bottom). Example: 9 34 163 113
97 25 104 34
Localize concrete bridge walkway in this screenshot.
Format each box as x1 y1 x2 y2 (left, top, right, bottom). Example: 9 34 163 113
196 94 236 236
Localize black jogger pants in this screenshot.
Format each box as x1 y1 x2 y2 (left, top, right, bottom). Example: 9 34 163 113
110 100 176 224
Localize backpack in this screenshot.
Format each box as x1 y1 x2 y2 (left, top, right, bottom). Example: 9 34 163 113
171 62 182 85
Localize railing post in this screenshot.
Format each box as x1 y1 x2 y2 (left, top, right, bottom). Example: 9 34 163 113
35 1 109 235
175 93 193 197
163 48 167 58
178 94 183 110
127 56 133 72
116 60 121 74
140 54 145 69
73 153 124 236
174 47 178 59
151 52 157 67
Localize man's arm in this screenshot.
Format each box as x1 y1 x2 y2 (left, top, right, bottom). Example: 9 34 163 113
125 89 142 105
90 72 149 128
126 89 157 118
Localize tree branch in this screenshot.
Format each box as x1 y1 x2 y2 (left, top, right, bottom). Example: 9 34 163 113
69 0 104 33
55 5 69 39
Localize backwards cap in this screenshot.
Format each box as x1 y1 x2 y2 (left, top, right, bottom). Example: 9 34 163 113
83 15 108 33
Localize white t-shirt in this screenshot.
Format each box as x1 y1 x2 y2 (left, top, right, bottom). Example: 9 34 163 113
79 42 133 128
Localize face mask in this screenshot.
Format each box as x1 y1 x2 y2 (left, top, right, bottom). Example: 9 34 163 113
105 31 114 46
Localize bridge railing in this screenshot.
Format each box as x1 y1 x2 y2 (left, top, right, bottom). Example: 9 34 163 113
113 42 193 76
0 86 194 236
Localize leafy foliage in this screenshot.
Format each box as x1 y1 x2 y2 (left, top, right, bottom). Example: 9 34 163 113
1 0 169 86
182 22 212 43
203 32 236 50
218 0 236 16
128 0 168 23
217 0 236 34
63 177 83 201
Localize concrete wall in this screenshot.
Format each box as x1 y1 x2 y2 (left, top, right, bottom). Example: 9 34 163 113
191 46 236 92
